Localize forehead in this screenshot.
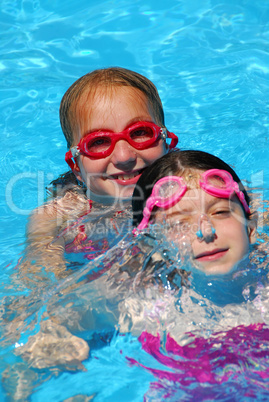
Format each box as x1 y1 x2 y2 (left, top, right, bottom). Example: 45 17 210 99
178 169 230 188
70 85 154 144
179 169 202 187
164 188 215 212
76 85 152 119
71 86 154 140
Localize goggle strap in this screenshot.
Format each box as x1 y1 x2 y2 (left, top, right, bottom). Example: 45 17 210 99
65 149 77 170
232 182 250 213
237 191 251 214
167 130 179 149
159 127 178 149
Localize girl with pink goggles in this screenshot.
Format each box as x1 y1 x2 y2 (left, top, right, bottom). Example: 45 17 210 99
135 169 250 232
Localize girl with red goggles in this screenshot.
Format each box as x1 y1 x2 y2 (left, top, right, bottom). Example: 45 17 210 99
25 67 178 281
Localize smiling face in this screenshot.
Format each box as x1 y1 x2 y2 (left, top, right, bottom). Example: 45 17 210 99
72 86 167 200
155 173 256 274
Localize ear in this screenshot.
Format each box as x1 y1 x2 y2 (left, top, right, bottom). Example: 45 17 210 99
247 211 258 244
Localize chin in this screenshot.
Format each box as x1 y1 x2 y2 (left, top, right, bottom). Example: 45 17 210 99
204 264 235 275
193 261 235 275
119 187 135 199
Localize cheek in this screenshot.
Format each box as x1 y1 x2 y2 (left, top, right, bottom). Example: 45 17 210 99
79 157 106 174
216 219 250 249
139 142 167 162
237 226 251 254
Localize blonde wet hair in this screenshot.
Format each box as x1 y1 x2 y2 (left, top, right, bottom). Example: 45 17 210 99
60 67 165 148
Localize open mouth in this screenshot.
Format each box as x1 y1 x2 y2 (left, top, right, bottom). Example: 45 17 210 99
106 168 145 181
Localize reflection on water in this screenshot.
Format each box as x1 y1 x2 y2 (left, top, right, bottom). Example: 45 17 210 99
1 0 269 400
1 222 268 399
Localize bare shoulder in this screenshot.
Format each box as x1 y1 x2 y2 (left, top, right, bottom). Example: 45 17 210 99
19 191 90 281
27 191 89 240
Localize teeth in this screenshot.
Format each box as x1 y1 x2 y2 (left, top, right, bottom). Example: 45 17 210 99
115 172 138 180
123 174 135 180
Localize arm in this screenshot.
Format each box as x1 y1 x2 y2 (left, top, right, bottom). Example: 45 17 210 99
18 190 91 284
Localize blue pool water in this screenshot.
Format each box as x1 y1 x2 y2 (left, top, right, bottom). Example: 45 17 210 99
1 0 269 400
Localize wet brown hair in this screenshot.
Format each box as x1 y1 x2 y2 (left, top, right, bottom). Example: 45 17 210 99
132 150 251 226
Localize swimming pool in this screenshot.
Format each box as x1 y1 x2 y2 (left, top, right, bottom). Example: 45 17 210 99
1 0 269 400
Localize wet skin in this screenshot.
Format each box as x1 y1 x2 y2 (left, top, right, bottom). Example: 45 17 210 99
72 86 167 199
155 183 256 274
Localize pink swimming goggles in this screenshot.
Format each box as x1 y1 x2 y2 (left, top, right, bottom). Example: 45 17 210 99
135 169 250 231
65 121 178 169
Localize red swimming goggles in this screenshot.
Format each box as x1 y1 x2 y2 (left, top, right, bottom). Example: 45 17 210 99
65 121 178 169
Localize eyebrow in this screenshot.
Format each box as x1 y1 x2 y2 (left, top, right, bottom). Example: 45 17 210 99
164 209 196 219
164 198 234 219
202 198 231 210
84 117 154 136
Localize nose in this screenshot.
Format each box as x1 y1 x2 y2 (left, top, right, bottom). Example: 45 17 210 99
110 139 137 169
196 214 216 243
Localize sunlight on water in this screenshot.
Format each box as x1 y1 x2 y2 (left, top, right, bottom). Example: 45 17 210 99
1 0 269 401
